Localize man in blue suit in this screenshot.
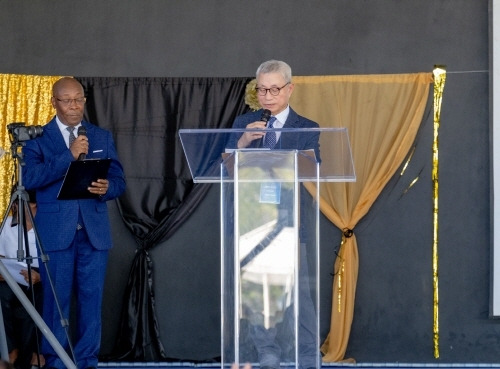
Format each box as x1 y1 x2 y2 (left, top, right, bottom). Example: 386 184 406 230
22 77 126 369
227 60 320 369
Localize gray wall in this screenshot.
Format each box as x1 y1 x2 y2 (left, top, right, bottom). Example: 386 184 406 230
0 0 493 363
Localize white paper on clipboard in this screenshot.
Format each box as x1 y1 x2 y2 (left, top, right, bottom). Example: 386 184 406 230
0 258 30 286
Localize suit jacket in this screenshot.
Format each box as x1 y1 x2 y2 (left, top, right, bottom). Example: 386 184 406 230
22 118 126 252
227 107 321 161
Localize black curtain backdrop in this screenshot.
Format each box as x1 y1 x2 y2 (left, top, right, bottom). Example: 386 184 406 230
76 77 252 361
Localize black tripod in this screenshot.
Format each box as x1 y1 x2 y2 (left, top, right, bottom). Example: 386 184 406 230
0 127 77 369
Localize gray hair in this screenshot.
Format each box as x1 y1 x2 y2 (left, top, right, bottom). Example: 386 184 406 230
256 60 292 83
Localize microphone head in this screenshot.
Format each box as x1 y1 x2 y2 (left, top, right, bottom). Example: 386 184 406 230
77 125 87 136
260 109 271 123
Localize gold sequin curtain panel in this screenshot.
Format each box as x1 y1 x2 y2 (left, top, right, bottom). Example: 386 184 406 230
0 74 62 216
290 73 433 362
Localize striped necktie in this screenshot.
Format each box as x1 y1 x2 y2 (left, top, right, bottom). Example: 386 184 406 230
264 116 277 148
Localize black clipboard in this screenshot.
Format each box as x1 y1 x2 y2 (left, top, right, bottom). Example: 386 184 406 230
57 159 112 200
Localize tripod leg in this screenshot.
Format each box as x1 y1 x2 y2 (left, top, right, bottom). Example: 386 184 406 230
0 187 76 368
20 203 43 368
0 260 76 369
21 194 77 365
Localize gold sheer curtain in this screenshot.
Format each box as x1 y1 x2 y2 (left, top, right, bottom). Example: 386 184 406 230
290 73 433 362
0 74 62 216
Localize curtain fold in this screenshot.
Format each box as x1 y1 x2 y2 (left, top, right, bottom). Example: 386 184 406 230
0 73 63 216
291 73 433 361
76 77 252 360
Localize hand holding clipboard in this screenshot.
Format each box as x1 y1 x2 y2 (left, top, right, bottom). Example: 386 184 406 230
57 159 111 200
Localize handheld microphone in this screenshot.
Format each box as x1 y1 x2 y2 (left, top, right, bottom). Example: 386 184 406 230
77 126 87 161
256 109 272 147
260 109 271 123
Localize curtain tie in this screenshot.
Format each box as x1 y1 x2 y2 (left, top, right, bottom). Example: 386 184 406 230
342 228 354 238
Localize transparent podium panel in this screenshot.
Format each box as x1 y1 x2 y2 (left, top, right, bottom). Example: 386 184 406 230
221 150 320 369
178 128 356 183
178 127 356 369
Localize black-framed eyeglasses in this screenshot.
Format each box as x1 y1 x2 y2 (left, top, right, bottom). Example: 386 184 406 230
54 97 86 106
255 82 290 96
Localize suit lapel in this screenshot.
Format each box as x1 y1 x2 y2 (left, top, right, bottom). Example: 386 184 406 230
283 108 300 129
45 118 95 155
44 118 68 151
280 108 300 149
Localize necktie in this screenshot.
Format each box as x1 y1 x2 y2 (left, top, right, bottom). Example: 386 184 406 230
264 116 277 148
67 126 76 147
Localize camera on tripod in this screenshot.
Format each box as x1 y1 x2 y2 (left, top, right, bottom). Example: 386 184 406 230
7 122 43 143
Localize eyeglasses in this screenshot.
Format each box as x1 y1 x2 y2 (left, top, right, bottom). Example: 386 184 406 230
255 82 290 96
54 97 86 106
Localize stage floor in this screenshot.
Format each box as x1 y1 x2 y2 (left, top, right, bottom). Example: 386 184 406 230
97 363 500 369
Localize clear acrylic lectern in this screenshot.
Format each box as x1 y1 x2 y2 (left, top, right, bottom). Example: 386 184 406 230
179 128 355 369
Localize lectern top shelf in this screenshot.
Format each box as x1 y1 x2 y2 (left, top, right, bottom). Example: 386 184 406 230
179 127 356 183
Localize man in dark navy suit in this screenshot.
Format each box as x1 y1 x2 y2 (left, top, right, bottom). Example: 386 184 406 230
22 77 126 369
227 60 320 160
228 60 320 369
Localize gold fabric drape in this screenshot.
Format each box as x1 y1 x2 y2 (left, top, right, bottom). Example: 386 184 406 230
290 73 433 362
0 74 62 216
431 67 446 358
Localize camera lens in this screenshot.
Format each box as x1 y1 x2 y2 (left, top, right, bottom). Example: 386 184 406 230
27 126 43 139
7 122 43 142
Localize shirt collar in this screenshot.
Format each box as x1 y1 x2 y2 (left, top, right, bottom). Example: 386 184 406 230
272 106 290 128
55 116 81 133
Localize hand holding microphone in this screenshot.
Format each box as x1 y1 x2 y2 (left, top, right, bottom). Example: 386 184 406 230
69 125 89 160
237 109 272 148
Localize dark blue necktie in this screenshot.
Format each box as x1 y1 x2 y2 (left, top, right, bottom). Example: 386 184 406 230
264 116 277 148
